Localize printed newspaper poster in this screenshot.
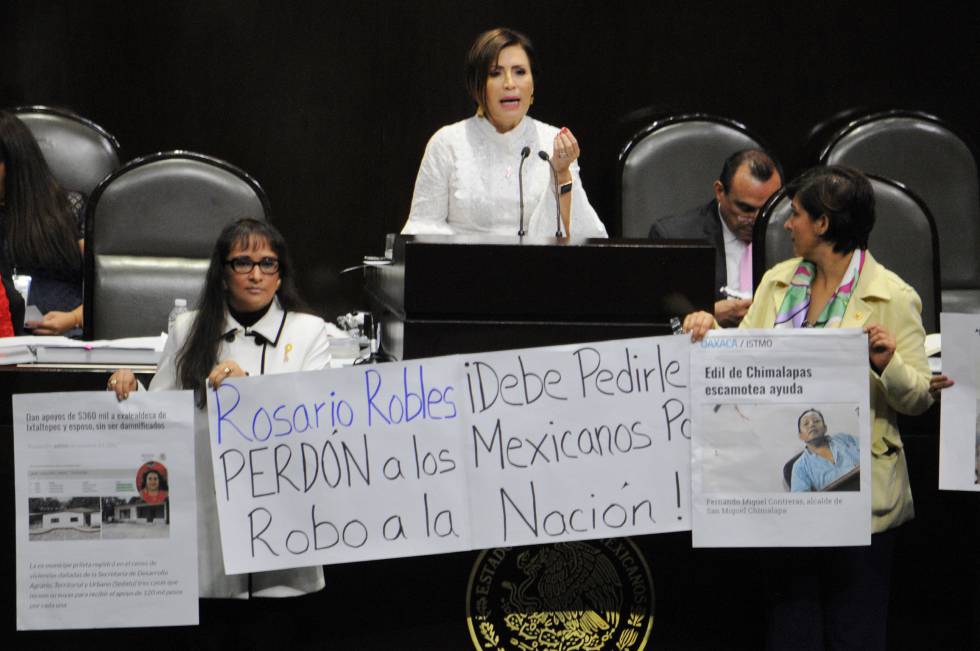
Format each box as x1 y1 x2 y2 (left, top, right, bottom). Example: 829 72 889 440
14 391 198 630
690 329 871 547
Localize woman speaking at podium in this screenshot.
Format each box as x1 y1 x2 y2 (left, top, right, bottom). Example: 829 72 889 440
401 28 607 238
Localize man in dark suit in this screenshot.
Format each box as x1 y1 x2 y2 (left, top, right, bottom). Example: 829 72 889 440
649 149 781 325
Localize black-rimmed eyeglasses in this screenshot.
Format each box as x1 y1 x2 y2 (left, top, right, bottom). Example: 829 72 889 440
224 256 280 274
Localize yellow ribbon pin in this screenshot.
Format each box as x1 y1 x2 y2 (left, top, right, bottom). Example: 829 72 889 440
284 343 293 363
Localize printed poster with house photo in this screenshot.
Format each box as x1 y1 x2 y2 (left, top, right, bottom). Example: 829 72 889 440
28 461 172 544
14 391 198 630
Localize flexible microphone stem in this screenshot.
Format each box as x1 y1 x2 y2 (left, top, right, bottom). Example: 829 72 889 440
518 146 531 236
537 151 563 237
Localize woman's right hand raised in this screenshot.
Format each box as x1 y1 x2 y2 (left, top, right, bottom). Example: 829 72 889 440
683 311 716 342
108 369 138 401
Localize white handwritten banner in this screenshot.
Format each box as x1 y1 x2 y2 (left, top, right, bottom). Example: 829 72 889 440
690 329 871 547
938 313 980 491
14 391 198 630
206 335 692 574
462 340 691 547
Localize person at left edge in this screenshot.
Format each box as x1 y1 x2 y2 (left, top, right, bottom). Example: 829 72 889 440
401 27 608 238
108 218 331 599
0 269 25 336
0 111 86 336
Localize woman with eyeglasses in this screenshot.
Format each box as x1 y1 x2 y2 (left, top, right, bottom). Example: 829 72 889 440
108 217 330 599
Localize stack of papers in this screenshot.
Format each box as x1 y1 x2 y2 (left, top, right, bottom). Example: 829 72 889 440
0 334 167 366
0 338 35 365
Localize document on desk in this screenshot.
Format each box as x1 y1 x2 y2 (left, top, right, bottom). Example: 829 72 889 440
32 334 167 365
0 334 167 366
690 329 871 547
13 391 198 630
206 335 693 573
938 313 980 491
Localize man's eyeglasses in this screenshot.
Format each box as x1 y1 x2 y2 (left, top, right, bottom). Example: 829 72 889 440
224 256 280 274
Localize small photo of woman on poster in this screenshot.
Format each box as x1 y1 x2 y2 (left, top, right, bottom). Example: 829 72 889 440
136 461 169 505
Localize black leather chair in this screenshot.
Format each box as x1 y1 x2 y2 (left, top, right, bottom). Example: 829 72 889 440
83 151 271 340
10 105 121 195
618 114 769 238
753 174 941 333
801 107 871 164
819 110 980 314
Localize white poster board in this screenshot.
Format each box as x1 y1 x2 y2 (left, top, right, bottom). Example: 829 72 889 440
938 312 980 491
206 335 693 573
690 329 871 547
462 340 692 547
14 391 198 630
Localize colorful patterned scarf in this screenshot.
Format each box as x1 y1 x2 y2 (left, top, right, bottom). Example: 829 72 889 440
774 249 865 329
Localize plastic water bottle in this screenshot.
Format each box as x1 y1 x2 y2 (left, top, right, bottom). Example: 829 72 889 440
167 299 188 336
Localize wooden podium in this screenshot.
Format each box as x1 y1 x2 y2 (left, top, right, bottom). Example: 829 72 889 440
364 234 715 360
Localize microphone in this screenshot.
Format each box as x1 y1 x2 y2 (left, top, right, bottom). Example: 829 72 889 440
518 146 531 236
537 151 563 237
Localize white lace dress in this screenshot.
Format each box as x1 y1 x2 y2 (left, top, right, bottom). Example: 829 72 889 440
402 116 608 238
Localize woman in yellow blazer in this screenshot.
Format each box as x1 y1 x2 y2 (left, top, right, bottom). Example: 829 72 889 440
751 248 928 529
684 166 951 650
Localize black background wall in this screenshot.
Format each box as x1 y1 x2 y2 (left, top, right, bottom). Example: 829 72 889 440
3 0 978 319
3 2 979 648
